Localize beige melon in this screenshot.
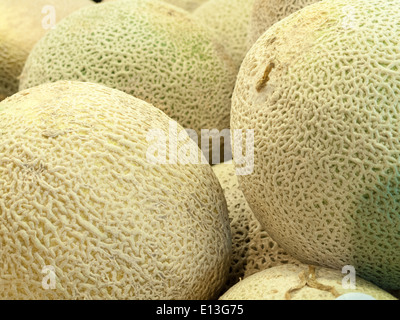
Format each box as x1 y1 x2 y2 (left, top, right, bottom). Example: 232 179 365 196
193 0 255 69
248 0 320 46
19 0 236 162
219 264 398 300
0 0 93 98
0 81 231 300
213 161 300 291
231 0 400 290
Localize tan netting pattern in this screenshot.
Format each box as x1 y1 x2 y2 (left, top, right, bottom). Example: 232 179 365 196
0 81 231 300
0 0 93 98
193 0 255 70
19 0 237 157
219 264 397 300
231 0 400 290
213 161 300 293
248 0 320 46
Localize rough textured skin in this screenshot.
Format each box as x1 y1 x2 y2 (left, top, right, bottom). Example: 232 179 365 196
0 0 93 98
231 0 400 290
0 81 232 300
219 264 397 300
193 0 255 70
213 161 300 292
19 0 236 161
248 0 320 46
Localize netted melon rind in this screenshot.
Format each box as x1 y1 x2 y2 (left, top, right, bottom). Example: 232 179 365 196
219 264 398 300
193 0 255 70
232 0 400 290
19 0 236 157
213 161 300 292
0 0 93 98
248 0 320 46
0 80 231 300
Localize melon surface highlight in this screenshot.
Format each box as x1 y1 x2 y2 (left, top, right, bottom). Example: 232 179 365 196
0 0 93 98
248 0 320 46
0 81 231 300
219 264 397 300
101 0 208 10
19 0 236 162
164 0 209 11
213 161 301 291
231 0 400 290
193 0 255 70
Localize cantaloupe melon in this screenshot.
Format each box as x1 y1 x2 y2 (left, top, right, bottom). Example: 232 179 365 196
0 80 231 300
219 264 397 300
213 161 300 291
248 0 320 46
231 0 400 290
193 0 255 70
0 0 93 99
19 0 236 163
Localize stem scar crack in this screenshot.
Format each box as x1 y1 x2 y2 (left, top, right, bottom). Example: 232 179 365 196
256 62 275 92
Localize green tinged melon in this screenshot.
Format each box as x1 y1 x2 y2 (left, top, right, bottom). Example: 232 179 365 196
193 0 255 70
231 0 400 290
19 0 236 162
0 0 93 99
219 264 397 300
0 81 231 299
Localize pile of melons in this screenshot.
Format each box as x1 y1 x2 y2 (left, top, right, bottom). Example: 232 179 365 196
0 0 398 300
